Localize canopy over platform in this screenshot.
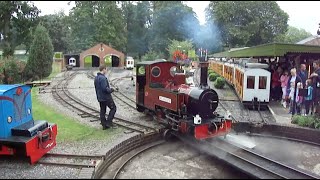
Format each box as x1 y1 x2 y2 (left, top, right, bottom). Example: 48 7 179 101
211 43 320 58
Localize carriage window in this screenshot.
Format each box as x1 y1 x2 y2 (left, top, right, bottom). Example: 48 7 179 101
247 76 255 89
170 66 177 77
138 66 145 76
259 76 267 89
151 66 161 77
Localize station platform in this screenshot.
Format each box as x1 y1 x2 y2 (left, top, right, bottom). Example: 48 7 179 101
267 101 292 125
25 80 51 87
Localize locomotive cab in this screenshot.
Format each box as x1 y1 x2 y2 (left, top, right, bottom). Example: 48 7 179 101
136 64 146 112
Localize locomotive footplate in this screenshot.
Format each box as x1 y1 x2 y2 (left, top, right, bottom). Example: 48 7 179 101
194 119 232 140
11 120 49 137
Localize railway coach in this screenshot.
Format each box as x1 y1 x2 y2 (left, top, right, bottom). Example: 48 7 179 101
209 58 270 109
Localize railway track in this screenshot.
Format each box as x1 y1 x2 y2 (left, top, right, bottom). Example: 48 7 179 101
176 133 320 179
52 70 157 134
93 132 165 179
38 153 104 169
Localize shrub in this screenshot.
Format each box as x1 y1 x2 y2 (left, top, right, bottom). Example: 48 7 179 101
1 57 24 84
291 115 320 129
214 77 225 89
208 69 215 74
54 52 63 59
209 73 219 81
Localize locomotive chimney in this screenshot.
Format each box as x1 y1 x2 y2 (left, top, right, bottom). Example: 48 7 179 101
199 57 209 89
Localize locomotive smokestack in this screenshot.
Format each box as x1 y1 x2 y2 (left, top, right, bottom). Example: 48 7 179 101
199 57 209 89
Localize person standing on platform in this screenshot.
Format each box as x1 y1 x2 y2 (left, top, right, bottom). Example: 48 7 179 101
298 64 308 88
280 70 290 108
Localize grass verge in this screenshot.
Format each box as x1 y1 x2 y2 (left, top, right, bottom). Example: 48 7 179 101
31 88 123 143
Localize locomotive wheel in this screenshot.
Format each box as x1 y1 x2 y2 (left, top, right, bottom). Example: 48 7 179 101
163 129 173 141
136 105 145 112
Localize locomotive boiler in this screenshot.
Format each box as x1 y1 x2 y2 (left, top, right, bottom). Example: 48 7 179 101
136 59 232 140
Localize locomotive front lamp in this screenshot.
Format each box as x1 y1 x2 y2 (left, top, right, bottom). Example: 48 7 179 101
27 108 31 115
7 116 12 123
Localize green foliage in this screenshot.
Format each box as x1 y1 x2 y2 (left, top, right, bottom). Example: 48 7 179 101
1 57 26 84
209 73 219 81
291 115 320 129
168 39 194 60
24 24 54 81
274 26 312 43
0 1 40 57
141 51 165 61
214 77 225 89
68 1 126 52
206 1 289 47
123 1 151 59
54 52 63 59
149 2 200 58
40 12 71 53
208 69 215 74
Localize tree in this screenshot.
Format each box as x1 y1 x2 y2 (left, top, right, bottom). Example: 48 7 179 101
0 1 40 57
68 1 126 52
141 51 165 61
24 24 54 81
68 1 97 52
167 39 193 60
274 26 312 44
148 2 200 58
123 1 152 60
39 11 70 52
206 1 289 48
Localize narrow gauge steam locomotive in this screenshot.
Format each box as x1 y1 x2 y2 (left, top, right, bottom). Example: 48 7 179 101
136 59 232 140
0 84 57 164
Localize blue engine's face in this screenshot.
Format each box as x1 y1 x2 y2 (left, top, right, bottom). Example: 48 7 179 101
0 85 33 138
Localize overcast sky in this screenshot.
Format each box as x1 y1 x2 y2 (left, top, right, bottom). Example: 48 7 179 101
32 1 320 35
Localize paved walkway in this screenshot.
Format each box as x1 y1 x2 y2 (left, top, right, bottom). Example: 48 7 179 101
268 101 293 125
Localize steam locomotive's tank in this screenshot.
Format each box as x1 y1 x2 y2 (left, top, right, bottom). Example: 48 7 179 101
187 87 219 119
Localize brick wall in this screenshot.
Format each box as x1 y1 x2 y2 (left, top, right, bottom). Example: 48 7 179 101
79 43 125 68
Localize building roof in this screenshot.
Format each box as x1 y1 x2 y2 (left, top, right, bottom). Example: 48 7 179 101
137 59 171 66
296 36 320 44
210 43 320 58
80 43 124 57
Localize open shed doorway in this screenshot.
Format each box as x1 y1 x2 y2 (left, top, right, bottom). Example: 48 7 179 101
84 55 100 68
112 56 120 67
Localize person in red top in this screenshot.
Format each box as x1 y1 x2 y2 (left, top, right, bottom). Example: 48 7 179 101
271 66 282 101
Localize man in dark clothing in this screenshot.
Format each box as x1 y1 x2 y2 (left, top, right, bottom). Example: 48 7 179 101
310 60 320 115
94 65 117 129
297 64 308 88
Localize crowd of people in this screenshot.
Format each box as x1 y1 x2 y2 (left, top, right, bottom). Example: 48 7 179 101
270 60 320 116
